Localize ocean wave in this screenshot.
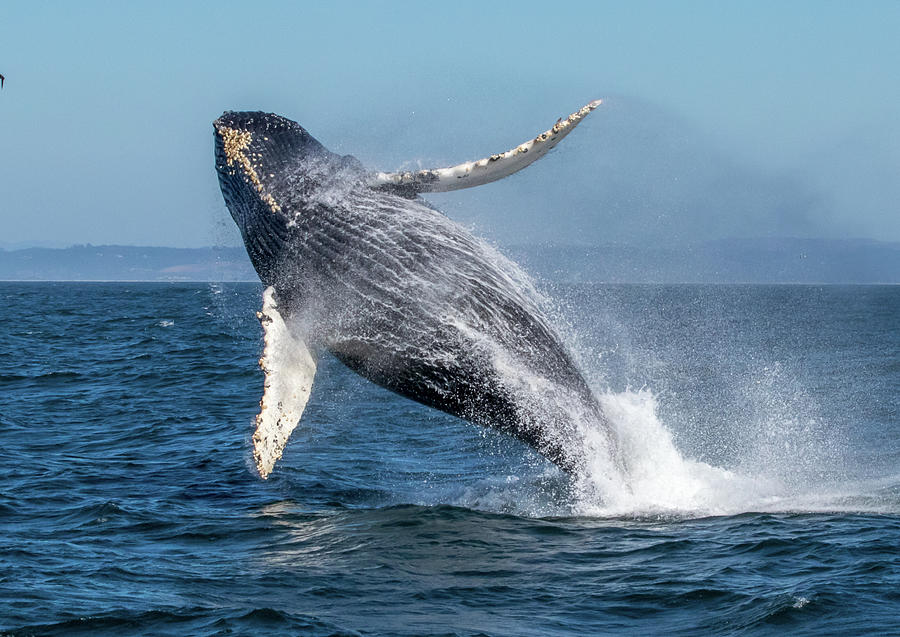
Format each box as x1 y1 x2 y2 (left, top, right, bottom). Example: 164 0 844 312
2 606 357 637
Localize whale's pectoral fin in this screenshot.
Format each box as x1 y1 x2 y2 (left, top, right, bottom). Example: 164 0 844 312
368 100 602 197
252 286 317 479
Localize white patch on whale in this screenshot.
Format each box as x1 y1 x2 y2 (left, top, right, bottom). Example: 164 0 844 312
253 286 317 479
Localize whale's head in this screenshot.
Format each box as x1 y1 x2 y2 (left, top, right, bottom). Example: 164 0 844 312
215 112 325 223
214 111 367 282
214 111 364 230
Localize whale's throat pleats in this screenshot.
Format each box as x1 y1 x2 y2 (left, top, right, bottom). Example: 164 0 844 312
253 287 317 479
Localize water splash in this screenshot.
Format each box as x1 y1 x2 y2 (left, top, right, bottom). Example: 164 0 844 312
573 389 777 517
440 382 888 519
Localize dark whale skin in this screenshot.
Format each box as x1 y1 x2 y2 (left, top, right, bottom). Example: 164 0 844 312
214 111 610 472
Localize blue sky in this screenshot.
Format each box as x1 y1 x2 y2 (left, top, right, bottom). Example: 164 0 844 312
1 1 898 248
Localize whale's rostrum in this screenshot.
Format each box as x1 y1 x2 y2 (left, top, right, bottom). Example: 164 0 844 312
214 101 617 480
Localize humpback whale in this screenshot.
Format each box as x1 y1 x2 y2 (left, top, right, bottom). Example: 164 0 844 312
214 101 615 479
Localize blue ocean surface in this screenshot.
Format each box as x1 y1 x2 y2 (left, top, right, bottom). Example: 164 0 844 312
1 282 898 636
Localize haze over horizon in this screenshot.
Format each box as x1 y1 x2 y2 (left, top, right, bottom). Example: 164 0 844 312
1 2 898 251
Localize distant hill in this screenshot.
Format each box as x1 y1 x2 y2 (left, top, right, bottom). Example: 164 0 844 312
507 238 900 284
0 245 256 282
1 239 897 283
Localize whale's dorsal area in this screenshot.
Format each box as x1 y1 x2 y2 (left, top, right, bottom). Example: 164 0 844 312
214 101 611 480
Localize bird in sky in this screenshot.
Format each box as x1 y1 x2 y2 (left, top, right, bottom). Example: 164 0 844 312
0 74 4 89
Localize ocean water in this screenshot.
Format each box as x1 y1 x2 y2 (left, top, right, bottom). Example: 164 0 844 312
1 281 898 636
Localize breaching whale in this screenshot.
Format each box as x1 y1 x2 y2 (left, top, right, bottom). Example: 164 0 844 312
214 101 614 479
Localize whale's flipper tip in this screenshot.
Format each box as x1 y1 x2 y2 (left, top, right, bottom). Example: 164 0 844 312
252 287 317 479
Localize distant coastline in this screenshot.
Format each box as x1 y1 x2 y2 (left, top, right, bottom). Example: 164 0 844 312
1 239 898 284
0 245 257 283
